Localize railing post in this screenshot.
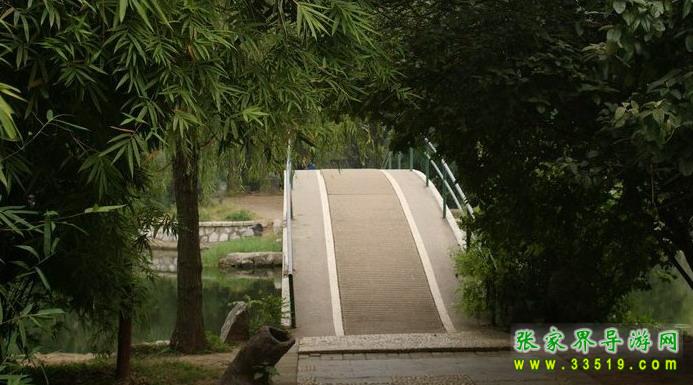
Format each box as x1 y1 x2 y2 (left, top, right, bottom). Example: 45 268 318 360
289 273 296 328
397 152 402 169
289 161 294 220
409 148 413 171
425 158 430 187
442 185 448 219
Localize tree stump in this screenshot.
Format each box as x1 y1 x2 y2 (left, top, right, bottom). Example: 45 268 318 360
219 326 295 385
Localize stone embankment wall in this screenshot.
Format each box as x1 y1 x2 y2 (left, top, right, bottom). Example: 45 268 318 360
150 220 280 243
149 220 282 273
150 250 178 273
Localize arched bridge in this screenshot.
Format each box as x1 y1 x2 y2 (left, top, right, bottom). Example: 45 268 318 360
281 144 476 337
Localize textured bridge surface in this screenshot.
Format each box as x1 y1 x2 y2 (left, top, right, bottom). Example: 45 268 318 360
323 169 443 335
291 169 465 337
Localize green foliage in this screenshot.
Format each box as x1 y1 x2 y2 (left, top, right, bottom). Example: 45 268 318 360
1 0 177 374
129 331 233 356
245 295 284 335
0 83 22 143
0 201 64 383
224 209 254 222
204 331 235 353
0 259 64 385
197 198 251 221
455 243 494 321
619 266 693 325
0 0 393 368
28 358 221 385
381 0 693 325
293 118 391 169
201 236 281 268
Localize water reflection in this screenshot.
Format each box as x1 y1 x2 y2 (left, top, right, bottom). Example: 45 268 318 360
39 268 280 353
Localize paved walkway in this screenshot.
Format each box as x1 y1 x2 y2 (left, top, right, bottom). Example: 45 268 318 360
293 351 599 385
386 170 475 330
322 169 444 335
292 170 336 337
275 340 693 385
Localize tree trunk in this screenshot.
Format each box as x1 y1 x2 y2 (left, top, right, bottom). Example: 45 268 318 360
661 208 693 290
170 143 208 353
115 312 132 383
219 326 295 385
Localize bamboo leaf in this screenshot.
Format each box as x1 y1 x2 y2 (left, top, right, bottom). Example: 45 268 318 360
84 204 126 214
119 0 128 22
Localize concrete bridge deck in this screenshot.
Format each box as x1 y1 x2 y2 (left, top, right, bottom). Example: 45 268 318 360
291 169 469 337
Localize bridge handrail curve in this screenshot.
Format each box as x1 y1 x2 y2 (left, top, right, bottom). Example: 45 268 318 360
424 139 475 219
282 142 296 328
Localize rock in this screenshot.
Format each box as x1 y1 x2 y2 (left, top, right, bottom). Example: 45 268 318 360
252 223 264 236
220 302 250 343
218 252 283 270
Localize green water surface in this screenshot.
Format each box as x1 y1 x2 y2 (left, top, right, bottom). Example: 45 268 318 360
39 268 280 353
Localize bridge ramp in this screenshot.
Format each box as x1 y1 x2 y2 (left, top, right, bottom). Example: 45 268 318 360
323 169 444 335
291 169 465 336
292 170 336 337
386 169 473 330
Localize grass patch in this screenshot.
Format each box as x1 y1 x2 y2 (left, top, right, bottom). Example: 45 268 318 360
198 197 257 221
205 332 236 353
224 209 254 221
30 359 222 385
201 236 281 268
130 335 232 357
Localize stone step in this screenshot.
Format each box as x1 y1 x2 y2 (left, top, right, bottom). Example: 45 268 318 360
298 330 510 355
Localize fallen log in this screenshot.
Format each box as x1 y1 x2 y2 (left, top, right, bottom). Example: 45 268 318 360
219 326 295 385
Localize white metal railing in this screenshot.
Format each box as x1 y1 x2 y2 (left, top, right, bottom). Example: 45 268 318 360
383 140 474 220
383 139 486 253
281 142 296 328
424 139 475 218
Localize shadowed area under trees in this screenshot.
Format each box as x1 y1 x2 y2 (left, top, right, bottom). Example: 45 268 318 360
377 0 693 324
1 0 398 383
1 0 691 384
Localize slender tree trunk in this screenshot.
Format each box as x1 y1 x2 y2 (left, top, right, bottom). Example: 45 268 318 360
661 208 693 290
115 312 132 383
170 142 208 353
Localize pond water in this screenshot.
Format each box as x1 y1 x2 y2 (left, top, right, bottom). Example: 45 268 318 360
38 267 281 353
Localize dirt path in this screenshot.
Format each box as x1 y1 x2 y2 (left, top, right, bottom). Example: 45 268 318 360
200 193 283 222
229 194 283 221
34 353 97 365
35 350 237 370
167 351 236 369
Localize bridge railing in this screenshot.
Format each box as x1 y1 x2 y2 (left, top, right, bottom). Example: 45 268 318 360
385 141 505 323
281 143 296 328
383 140 474 246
